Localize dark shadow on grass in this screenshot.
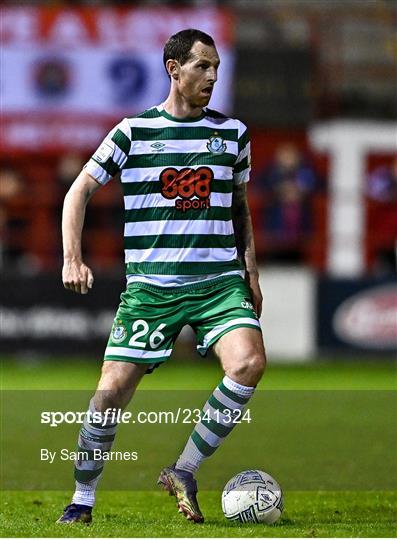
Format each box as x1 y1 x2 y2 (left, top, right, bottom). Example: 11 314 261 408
274 517 295 526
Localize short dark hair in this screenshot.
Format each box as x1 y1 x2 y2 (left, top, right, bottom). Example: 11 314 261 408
163 29 215 73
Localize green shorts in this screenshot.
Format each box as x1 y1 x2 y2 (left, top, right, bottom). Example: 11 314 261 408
104 275 261 373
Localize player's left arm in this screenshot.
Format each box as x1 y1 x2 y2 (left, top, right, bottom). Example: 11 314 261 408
231 183 263 317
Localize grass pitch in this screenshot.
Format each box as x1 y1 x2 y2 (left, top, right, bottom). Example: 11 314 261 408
1 355 396 537
1 490 396 538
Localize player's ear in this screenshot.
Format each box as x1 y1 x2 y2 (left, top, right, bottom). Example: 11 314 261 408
166 59 180 81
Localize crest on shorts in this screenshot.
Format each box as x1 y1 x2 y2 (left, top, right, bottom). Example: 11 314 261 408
112 321 127 343
206 133 227 154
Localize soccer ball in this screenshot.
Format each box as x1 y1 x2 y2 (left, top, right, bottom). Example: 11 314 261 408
221 469 283 524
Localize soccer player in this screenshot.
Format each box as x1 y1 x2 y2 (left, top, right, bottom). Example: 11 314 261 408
58 29 266 524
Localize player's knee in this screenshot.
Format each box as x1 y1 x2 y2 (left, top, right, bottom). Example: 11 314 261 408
94 387 130 411
245 353 266 382
95 364 132 411
227 351 266 386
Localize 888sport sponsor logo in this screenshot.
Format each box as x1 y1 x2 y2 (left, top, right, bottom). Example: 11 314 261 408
160 167 213 212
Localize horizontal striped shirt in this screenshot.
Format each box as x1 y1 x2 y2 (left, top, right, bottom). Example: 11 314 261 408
85 104 251 287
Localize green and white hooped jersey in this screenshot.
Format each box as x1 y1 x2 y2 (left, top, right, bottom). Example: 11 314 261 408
85 104 251 287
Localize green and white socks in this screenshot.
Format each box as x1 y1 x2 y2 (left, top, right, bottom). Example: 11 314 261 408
71 375 255 506
72 398 118 507
175 375 255 473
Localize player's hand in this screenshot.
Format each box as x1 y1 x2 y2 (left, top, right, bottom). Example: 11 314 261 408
62 258 94 294
245 271 263 318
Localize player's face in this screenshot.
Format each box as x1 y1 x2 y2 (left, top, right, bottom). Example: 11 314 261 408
177 42 220 108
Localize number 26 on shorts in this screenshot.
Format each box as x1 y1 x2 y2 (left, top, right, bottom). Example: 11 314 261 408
128 319 167 349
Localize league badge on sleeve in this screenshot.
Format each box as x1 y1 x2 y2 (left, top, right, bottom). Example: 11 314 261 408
207 133 227 154
94 141 114 163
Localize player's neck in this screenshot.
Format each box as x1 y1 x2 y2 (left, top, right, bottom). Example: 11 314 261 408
162 94 203 119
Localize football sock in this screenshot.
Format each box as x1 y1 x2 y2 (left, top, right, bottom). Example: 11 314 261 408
175 375 255 474
72 398 118 507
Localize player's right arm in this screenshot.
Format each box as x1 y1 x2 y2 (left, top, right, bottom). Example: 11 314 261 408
62 170 101 294
63 117 131 293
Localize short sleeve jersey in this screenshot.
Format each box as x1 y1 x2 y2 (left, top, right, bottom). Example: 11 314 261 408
85 104 251 287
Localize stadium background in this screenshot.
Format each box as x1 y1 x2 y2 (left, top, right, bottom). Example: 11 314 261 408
1 0 396 361
1 1 396 537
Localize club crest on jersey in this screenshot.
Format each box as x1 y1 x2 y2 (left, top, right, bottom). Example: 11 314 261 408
111 321 127 344
207 133 227 154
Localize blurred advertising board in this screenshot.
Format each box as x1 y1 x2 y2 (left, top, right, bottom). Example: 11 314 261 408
0 274 123 355
4 272 394 357
0 6 234 153
1 269 316 361
259 267 315 360
317 278 397 352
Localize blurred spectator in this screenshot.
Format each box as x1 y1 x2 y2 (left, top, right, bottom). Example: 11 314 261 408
256 143 318 261
0 168 27 269
367 157 397 203
366 157 397 273
56 153 84 187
